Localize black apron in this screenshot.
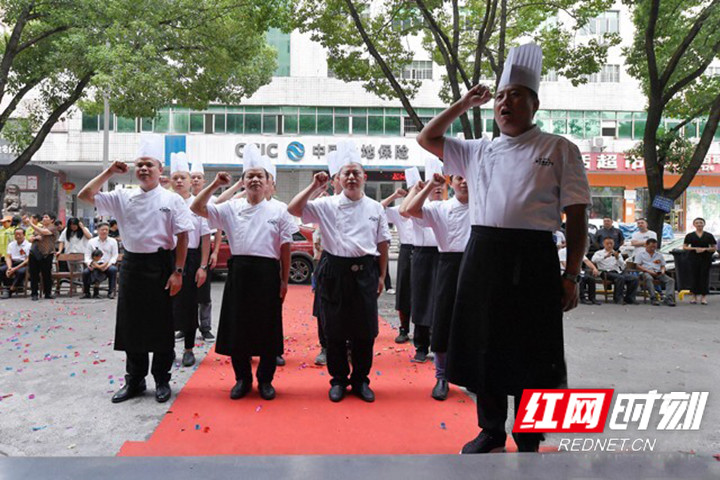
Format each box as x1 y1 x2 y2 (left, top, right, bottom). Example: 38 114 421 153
394 243 413 314
215 255 283 357
410 246 439 327
312 251 329 318
173 247 201 331
446 226 567 395
115 249 174 353
430 252 464 353
318 252 379 342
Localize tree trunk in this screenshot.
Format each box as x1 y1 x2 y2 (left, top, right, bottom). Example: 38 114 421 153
646 207 665 249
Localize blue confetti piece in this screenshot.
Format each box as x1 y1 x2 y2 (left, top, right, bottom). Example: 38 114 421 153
5 367 12 371
440 422 447 430
32 425 47 432
109 379 114 384
70 373 76 377
195 424 200 430
376 371 382 376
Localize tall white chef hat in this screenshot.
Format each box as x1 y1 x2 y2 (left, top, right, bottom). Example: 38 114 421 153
497 43 543 95
190 158 204 175
264 156 277 180
170 151 190 175
136 134 164 164
404 167 421 189
424 157 444 181
333 140 362 175
327 151 343 178
242 144 270 176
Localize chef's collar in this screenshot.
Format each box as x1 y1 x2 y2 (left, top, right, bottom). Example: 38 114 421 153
138 183 162 197
338 190 364 206
498 125 541 145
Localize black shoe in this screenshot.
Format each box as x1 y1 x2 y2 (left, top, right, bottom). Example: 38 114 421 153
276 356 286 366
591 299 601 305
411 351 428 363
580 298 591 305
108 291 115 299
314 348 327 366
664 297 676 307
623 299 639 305
45 294 55 300
329 384 346 402
174 331 184 340
31 294 39 301
230 380 251 399
182 350 195 367
461 431 507 454
1 290 10 299
431 379 449 401
259 383 276 400
513 433 542 452
651 298 661 306
111 380 147 403
352 383 375 402
200 330 215 341
394 328 409 344
81 293 92 299
155 383 171 403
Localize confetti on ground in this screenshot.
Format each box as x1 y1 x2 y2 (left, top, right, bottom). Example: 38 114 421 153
32 426 47 431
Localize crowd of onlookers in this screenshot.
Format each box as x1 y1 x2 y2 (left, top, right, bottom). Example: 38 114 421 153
556 217 716 307
0 213 121 300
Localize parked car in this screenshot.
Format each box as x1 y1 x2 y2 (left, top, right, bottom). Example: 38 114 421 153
213 225 316 284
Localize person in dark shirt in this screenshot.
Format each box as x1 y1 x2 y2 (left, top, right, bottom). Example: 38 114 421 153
595 217 624 252
683 217 717 305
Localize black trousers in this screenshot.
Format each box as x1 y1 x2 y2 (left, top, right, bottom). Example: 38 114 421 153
29 254 53 296
413 324 431 354
602 271 639 303
476 390 544 449
126 351 174 386
317 317 327 348
0 262 26 289
579 275 596 301
231 355 276 383
327 338 374 388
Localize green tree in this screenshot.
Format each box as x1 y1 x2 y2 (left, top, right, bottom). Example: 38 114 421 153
624 0 720 242
297 0 619 138
0 0 291 203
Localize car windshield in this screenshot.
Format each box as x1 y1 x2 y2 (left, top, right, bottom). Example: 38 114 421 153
659 237 685 253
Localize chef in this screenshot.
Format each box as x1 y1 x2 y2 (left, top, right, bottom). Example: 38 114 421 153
287 141 391 403
417 43 591 453
78 134 194 404
403 172 470 402
170 152 211 368
191 145 296 401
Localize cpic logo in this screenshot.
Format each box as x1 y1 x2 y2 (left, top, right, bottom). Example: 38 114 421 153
287 141 305 161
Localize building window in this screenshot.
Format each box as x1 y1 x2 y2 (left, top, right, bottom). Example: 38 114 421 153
403 116 433 135
586 64 620 83
401 60 433 80
266 28 290 77
541 69 558 82
706 66 720 77
190 113 204 133
581 11 619 35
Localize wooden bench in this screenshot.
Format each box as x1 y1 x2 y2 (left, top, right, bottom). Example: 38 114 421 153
52 253 85 297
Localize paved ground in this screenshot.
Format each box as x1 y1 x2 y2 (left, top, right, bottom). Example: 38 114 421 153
1 262 719 457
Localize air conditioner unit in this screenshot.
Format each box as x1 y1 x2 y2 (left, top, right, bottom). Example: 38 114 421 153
592 136 604 148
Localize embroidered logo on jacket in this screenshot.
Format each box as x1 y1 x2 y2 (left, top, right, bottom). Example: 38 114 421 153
267 219 279 225
534 157 554 167
159 207 171 213
368 216 380 222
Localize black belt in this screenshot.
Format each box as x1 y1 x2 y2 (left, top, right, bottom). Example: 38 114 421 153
413 246 438 253
324 252 375 272
471 225 553 243
400 244 414 250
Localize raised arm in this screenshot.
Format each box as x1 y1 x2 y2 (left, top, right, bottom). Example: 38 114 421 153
398 181 424 218
417 84 492 159
214 178 243 205
191 172 231 218
287 172 329 218
78 161 129 206
405 174 444 219
380 188 407 209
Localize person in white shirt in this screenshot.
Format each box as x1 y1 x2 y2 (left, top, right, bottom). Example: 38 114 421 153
58 217 92 255
416 44 591 453
1 228 30 298
400 177 443 364
191 147 297 401
404 173 470 402
554 230 566 249
78 135 194 405
170 153 211 368
288 143 391 403
634 238 675 306
589 237 639 304
81 223 119 299
381 188 413 344
630 218 657 260
189 159 219 342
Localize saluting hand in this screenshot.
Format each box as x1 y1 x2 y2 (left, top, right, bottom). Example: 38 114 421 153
394 188 408 198
431 173 446 187
108 161 129 175
215 172 232 187
312 171 330 191
166 272 182 296
413 180 426 192
463 84 493 109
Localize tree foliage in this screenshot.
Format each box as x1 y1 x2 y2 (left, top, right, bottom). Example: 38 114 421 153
297 0 619 138
0 0 292 196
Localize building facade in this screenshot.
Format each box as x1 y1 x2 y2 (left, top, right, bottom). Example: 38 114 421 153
17 2 720 232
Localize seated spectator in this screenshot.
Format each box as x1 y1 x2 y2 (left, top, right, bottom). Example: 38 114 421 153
1 228 30 298
82 223 119 299
634 238 675 306
58 217 92 254
590 237 639 304
595 217 624 251
108 219 120 239
579 256 601 305
553 230 566 249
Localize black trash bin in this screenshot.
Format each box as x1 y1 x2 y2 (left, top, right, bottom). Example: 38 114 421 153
671 249 694 291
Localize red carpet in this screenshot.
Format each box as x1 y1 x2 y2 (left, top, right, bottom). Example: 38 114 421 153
118 285 524 456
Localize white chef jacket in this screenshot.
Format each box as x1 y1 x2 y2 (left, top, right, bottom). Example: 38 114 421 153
95 185 194 254
411 199 439 247
85 236 119 266
206 198 298 259
591 249 626 273
443 126 591 231
415 197 470 253
183 195 211 249
7 240 31 262
301 192 392 257
631 230 657 259
385 206 415 246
